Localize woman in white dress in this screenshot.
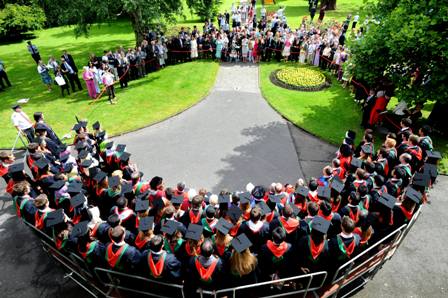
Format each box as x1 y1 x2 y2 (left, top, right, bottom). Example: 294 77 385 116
241 36 249 63
190 36 198 59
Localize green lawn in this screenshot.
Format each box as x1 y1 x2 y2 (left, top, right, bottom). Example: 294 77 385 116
260 63 448 173
0 22 219 148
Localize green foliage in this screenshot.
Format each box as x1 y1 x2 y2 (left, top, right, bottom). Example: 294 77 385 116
349 0 448 105
0 4 46 36
186 0 222 20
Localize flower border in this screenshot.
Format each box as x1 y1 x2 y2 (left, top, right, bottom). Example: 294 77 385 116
270 68 332 92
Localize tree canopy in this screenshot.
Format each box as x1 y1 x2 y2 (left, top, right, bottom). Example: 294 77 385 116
186 0 222 21
349 0 448 108
0 3 46 38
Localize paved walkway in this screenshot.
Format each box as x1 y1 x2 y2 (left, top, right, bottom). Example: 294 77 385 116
0 64 445 297
114 64 334 192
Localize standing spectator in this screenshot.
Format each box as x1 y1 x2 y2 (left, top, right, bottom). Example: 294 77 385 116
0 59 12 89
102 69 116 104
47 56 59 76
190 36 198 60
309 2 317 23
89 62 102 94
352 13 360 29
37 60 53 91
60 57 83 92
54 69 70 97
61 50 79 74
117 53 129 88
11 105 35 142
318 5 327 23
82 66 98 99
27 41 41 64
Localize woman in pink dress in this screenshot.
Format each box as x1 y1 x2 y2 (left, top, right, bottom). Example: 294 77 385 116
252 39 259 63
82 66 97 99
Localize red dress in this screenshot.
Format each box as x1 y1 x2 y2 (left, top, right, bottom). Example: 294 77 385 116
369 96 389 126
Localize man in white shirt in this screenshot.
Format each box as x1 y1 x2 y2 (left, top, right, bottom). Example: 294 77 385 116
352 13 360 29
11 105 34 142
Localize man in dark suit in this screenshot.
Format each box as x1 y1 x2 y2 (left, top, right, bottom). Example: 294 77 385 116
60 57 83 92
62 50 78 73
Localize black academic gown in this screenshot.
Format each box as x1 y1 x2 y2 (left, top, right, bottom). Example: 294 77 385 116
140 250 182 283
296 235 330 274
185 255 224 296
327 234 361 277
14 195 36 225
238 221 270 254
258 241 294 280
104 242 141 272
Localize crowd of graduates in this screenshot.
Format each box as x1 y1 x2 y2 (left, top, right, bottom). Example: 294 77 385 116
0 110 441 297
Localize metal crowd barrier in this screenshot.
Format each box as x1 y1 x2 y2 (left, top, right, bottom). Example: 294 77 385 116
198 271 327 298
20 204 423 298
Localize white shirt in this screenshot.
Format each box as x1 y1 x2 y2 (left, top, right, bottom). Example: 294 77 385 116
354 15 360 22
11 111 33 130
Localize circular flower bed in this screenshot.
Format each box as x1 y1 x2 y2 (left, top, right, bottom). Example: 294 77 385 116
270 67 331 91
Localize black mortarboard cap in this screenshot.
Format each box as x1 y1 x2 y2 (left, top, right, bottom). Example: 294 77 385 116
218 194 231 204
71 221 89 238
346 130 356 140
60 153 69 163
171 194 184 205
311 216 331 234
136 190 149 200
185 224 203 241
295 186 309 198
227 205 243 222
268 194 282 204
109 176 120 188
50 180 65 190
96 131 106 141
116 144 126 153
92 121 100 130
121 182 133 195
361 144 372 155
331 177 345 193
35 158 49 170
63 163 73 173
405 187 422 204
215 218 233 235
344 137 354 146
135 199 149 212
78 150 88 159
160 220 178 236
139 216 154 231
351 157 363 169
105 141 114 150
120 152 131 162
67 182 83 194
45 209 65 228
239 192 251 204
79 120 88 128
257 201 272 216
75 142 87 151
412 172 430 187
93 171 107 183
35 123 47 131
426 151 442 163
8 163 24 174
288 204 300 217
80 159 93 168
72 123 81 131
70 193 86 208
378 193 396 210
88 166 99 178
317 186 331 200
423 163 438 179
251 185 265 199
231 233 252 253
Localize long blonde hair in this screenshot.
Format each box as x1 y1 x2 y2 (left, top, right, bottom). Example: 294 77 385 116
230 248 257 276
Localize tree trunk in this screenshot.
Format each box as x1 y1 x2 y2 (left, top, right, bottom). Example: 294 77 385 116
428 101 448 135
322 0 337 10
129 10 145 46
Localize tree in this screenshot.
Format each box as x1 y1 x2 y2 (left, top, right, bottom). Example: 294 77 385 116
349 0 448 132
41 0 183 45
0 4 46 38
186 0 222 21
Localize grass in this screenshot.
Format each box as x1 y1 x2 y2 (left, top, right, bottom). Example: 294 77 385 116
260 62 448 174
0 22 219 148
